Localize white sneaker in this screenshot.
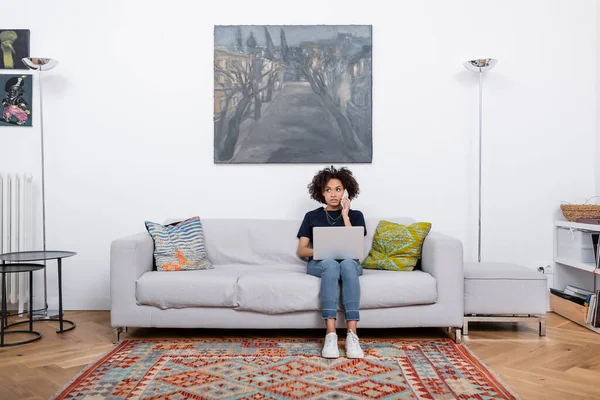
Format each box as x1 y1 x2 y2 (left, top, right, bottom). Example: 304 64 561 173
322 332 340 358
346 330 364 359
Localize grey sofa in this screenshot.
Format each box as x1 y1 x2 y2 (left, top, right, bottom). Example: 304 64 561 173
110 217 464 342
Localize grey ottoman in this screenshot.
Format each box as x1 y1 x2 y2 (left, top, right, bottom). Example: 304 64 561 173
464 262 547 336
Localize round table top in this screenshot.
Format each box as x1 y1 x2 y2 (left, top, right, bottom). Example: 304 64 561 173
0 263 45 273
0 251 76 262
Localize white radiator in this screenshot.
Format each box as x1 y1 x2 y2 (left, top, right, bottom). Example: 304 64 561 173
0 172 34 314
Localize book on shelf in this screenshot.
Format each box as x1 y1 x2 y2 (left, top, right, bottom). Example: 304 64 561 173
551 288 587 306
583 291 600 327
593 233 600 267
587 294 597 324
591 290 600 328
565 285 594 298
564 288 587 299
585 293 594 306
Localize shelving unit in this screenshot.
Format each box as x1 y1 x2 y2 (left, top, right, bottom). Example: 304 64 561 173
553 220 600 334
554 258 597 273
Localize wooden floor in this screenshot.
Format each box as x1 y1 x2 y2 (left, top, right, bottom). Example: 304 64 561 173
0 311 599 399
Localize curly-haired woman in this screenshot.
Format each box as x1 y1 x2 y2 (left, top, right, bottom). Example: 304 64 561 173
297 165 366 359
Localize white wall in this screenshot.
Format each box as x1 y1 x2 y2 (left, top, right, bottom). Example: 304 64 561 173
597 2 600 196
0 0 596 310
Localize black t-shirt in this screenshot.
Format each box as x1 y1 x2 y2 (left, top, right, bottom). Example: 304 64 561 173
297 207 367 242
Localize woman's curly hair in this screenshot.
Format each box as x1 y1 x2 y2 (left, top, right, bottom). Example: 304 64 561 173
308 165 360 204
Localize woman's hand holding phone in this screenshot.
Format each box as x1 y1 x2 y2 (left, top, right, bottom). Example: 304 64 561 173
341 189 350 217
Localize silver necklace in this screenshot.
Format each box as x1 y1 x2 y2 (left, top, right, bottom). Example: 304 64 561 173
324 208 341 225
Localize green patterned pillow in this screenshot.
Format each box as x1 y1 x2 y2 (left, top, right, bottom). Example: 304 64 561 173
362 221 432 271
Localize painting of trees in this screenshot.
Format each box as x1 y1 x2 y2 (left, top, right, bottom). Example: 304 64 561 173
214 25 372 163
214 54 281 161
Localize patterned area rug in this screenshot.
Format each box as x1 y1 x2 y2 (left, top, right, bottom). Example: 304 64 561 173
51 338 517 399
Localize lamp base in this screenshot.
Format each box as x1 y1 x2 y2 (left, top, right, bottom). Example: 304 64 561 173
32 308 60 320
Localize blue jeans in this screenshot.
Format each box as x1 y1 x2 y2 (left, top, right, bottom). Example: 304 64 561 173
307 258 363 321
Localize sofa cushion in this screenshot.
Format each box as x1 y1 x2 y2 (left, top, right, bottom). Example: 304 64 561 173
200 219 306 267
145 217 212 271
163 217 417 267
236 268 437 314
464 262 547 280
136 266 241 309
236 267 318 314
464 262 547 314
360 269 437 307
362 221 432 271
135 264 304 309
196 218 417 267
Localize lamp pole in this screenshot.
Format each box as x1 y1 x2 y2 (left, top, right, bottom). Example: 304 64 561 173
22 57 58 316
463 58 497 263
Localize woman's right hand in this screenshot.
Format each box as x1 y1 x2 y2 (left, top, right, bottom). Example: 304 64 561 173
341 197 350 218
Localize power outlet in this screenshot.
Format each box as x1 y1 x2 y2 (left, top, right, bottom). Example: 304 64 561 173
535 262 553 274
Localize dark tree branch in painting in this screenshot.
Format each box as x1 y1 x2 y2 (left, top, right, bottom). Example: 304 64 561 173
214 55 282 161
280 29 369 155
214 82 235 147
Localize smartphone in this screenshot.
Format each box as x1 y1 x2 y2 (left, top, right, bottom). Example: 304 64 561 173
342 189 348 209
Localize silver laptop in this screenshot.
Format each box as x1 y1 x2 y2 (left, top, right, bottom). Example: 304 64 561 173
312 226 365 261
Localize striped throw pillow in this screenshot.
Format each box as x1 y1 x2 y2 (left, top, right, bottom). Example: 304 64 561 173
144 216 213 271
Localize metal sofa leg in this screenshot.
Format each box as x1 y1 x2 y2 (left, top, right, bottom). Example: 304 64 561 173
538 315 546 336
113 327 127 344
463 318 469 336
454 328 462 344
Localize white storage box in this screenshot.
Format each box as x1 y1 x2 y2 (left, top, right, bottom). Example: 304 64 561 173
557 227 596 264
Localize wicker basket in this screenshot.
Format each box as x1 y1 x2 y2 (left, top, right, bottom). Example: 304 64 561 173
560 204 600 221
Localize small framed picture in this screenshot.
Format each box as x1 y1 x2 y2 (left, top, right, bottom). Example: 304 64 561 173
0 29 31 70
0 74 33 127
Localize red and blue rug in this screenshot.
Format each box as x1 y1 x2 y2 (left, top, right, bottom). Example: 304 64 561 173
51 338 517 399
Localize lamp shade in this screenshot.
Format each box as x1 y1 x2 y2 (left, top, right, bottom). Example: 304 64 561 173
463 58 497 73
21 57 58 71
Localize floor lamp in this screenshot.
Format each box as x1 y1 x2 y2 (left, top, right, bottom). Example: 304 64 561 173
21 57 58 317
463 58 498 263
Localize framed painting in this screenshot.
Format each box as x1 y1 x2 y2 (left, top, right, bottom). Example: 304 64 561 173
0 74 32 127
214 25 372 163
0 29 30 70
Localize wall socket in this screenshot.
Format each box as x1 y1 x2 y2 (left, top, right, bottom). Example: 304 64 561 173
535 262 553 274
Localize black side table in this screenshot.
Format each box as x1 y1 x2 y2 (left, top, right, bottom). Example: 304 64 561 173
0 251 77 334
1 263 45 346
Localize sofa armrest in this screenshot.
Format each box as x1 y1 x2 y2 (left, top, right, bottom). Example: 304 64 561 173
421 231 464 307
110 231 154 326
